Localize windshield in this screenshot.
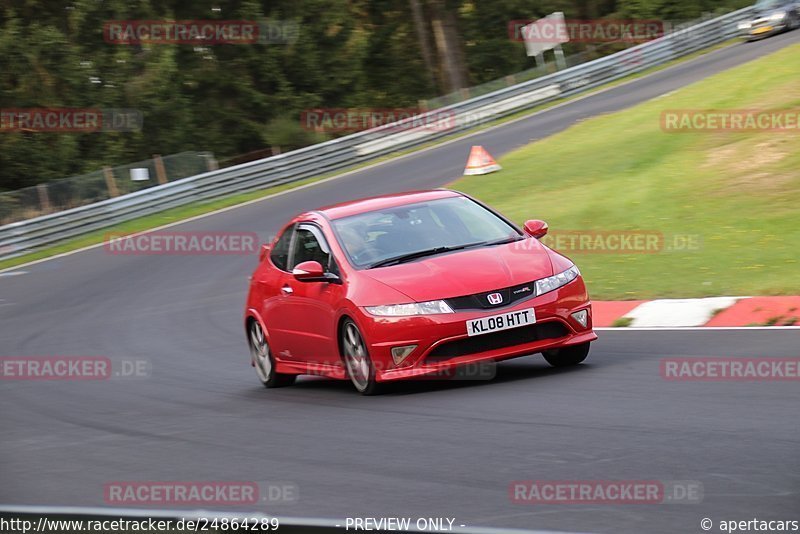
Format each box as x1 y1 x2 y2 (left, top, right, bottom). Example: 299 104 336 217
754 0 782 9
332 196 521 268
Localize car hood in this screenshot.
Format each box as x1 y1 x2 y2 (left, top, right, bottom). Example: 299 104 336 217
362 238 555 302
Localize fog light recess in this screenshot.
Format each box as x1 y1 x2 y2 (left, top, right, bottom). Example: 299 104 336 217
391 345 417 365
571 309 589 328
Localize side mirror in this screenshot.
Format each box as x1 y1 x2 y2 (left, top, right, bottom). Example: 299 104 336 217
523 219 549 239
259 244 271 263
292 260 327 282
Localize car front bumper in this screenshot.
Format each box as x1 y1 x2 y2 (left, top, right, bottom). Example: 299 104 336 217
357 277 597 382
739 21 787 39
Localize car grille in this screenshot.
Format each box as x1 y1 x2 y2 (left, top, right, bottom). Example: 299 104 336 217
445 280 536 311
427 322 569 362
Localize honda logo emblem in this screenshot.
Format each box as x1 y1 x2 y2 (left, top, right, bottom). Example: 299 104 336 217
487 292 503 305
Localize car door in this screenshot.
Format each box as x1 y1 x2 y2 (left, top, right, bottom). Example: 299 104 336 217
256 224 299 360
280 224 344 367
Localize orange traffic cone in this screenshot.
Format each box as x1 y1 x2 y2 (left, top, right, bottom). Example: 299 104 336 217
463 145 501 175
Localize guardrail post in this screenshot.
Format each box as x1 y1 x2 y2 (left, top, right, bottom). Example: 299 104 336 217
36 184 52 213
205 155 219 171
153 154 169 185
103 167 119 198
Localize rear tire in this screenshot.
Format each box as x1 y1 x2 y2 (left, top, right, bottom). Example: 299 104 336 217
341 319 381 395
248 320 296 388
542 342 590 367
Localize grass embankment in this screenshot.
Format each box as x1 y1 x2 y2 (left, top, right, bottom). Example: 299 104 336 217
453 44 800 299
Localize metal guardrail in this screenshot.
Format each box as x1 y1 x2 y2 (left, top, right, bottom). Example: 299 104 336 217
0 151 217 226
0 7 753 261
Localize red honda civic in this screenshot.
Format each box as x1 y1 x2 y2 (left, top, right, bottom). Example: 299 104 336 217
244 189 596 394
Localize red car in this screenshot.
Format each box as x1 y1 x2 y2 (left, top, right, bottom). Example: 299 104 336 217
244 189 596 394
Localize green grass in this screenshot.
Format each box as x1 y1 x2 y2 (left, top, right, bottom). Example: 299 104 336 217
611 317 634 328
0 38 742 272
453 44 800 300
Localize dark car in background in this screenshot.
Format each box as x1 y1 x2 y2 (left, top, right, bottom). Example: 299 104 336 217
738 0 800 39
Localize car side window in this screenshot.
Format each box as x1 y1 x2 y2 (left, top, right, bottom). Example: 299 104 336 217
270 225 294 271
291 226 332 271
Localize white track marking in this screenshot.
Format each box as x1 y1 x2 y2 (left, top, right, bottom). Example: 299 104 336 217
623 296 741 327
0 271 27 277
596 326 800 331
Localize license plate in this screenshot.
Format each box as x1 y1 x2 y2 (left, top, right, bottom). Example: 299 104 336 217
466 308 536 337
752 26 772 34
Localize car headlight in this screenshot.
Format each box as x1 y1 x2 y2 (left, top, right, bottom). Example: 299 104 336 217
770 11 786 21
535 265 580 296
365 300 454 316
737 20 752 29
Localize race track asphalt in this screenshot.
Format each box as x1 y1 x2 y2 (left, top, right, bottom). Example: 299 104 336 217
1 30 799 534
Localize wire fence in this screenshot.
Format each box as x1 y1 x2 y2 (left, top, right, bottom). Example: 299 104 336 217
0 152 217 225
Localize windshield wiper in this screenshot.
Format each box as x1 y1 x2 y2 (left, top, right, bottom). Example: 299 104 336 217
367 236 523 269
481 235 523 246
368 245 471 268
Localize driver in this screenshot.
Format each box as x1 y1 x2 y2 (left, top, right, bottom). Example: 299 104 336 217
338 222 378 265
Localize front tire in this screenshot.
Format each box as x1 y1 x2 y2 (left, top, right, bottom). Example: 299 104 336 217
542 342 590 367
341 319 381 395
789 12 800 30
249 320 296 388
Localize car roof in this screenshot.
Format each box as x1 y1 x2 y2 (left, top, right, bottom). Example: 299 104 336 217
311 189 462 220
